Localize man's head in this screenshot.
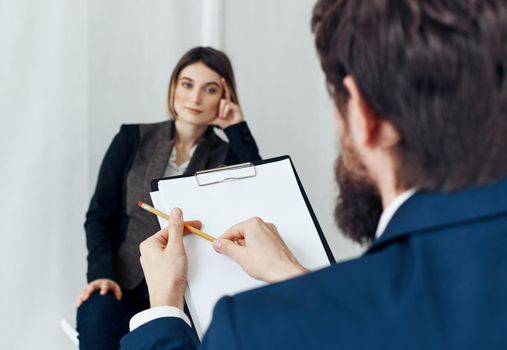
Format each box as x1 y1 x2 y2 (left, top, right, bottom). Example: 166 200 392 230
312 0 507 244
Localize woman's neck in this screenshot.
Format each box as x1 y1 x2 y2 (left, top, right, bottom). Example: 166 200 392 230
174 119 208 150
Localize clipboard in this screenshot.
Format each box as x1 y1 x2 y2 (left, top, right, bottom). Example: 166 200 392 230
150 156 335 339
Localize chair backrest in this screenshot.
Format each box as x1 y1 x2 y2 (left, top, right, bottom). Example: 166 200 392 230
60 318 79 346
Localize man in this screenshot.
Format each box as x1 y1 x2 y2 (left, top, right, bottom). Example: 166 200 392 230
121 0 507 348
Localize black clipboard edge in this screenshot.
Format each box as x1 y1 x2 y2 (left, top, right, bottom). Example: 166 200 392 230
286 157 336 264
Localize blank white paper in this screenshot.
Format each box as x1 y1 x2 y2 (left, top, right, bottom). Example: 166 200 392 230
151 158 331 338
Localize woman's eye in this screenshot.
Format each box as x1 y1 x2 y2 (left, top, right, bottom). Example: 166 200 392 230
206 87 217 94
181 82 192 89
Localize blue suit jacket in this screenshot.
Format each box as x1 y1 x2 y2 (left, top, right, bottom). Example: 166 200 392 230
121 176 507 349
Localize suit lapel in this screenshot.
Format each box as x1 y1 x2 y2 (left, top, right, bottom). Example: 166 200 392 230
144 120 174 189
184 127 218 175
369 175 507 251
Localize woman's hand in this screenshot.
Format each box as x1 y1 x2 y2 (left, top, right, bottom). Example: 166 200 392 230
211 78 244 129
76 278 122 307
212 217 309 283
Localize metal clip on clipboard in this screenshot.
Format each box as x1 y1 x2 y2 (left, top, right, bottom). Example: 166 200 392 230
194 162 257 186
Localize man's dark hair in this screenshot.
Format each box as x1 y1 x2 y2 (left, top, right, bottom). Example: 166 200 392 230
312 0 507 191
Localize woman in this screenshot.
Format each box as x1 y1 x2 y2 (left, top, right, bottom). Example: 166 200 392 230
76 47 261 349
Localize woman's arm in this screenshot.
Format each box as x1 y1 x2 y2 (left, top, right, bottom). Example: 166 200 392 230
84 125 137 283
223 121 261 164
211 77 261 164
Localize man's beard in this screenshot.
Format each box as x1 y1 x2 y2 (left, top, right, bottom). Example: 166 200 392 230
334 142 383 245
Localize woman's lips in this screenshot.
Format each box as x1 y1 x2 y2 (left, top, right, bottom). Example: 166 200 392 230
186 107 203 114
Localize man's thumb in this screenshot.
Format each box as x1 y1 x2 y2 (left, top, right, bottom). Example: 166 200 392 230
168 207 184 243
213 239 242 260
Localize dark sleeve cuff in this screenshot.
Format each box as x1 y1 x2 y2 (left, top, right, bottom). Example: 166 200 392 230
86 252 117 283
223 121 261 164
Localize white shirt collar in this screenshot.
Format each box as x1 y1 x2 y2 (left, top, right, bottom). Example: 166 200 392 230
169 144 197 170
375 189 416 239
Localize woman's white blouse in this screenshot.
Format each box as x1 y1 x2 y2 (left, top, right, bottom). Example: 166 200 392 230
163 144 197 177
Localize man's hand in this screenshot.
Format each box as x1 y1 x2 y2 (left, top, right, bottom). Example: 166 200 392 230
139 209 201 309
76 278 122 307
212 217 308 283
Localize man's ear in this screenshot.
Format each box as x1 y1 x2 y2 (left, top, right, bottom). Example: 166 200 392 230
342 76 399 149
342 76 376 148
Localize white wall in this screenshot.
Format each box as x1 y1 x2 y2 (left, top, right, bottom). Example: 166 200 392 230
0 0 88 349
222 0 363 263
1 1 363 349
88 0 203 185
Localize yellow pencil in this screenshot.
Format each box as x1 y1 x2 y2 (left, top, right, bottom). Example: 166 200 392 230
138 201 215 242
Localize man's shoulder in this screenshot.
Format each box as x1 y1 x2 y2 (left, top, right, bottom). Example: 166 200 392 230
215 259 389 349
216 216 507 349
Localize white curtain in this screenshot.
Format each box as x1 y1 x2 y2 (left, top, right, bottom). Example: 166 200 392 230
0 1 362 348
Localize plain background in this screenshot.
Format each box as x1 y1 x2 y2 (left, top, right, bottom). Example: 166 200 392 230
0 0 364 348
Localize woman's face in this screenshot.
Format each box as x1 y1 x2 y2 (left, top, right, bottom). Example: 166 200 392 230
173 61 223 126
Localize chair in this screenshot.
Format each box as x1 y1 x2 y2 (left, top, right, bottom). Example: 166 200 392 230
60 318 79 346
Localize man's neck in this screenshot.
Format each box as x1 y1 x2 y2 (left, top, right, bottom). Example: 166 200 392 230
377 171 402 210
368 152 407 210
370 155 416 238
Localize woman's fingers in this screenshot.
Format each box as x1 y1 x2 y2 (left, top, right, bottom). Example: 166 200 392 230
76 291 85 307
221 77 232 101
99 281 109 295
219 99 228 119
216 78 241 125
77 279 122 306
222 104 231 120
77 280 100 306
84 281 99 296
217 99 224 119
218 99 235 121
